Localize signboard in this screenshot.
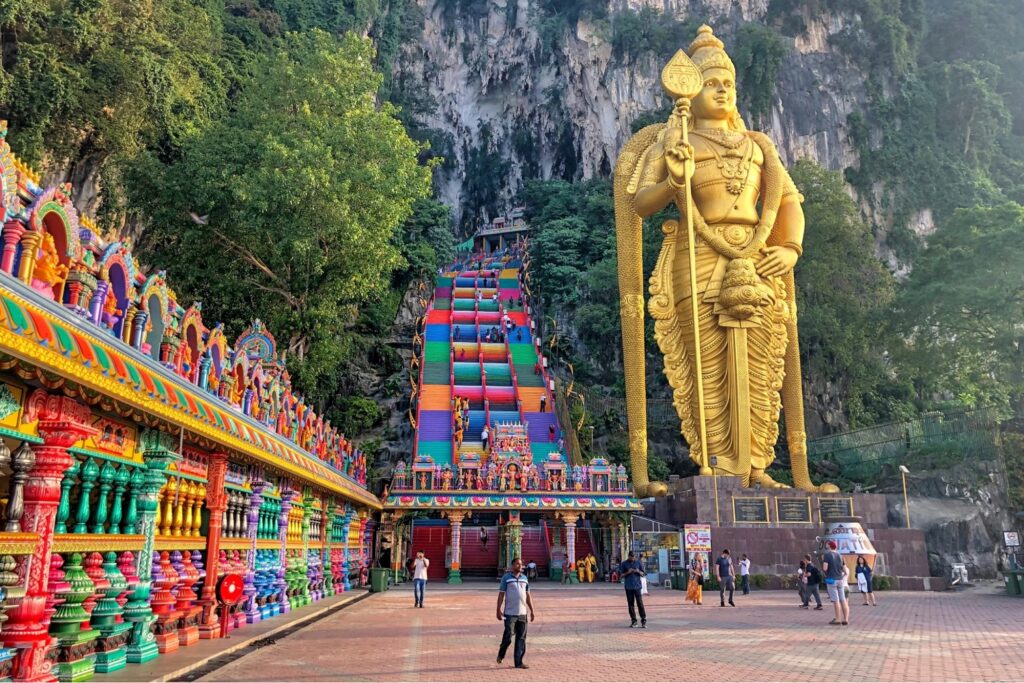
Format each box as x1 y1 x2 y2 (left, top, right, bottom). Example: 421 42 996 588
683 524 711 579
776 497 812 524
683 524 712 552
81 415 140 462
733 496 769 524
1005 531 1021 548
819 497 854 521
177 447 209 479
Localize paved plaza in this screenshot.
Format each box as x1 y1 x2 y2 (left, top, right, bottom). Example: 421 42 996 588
198 584 1024 682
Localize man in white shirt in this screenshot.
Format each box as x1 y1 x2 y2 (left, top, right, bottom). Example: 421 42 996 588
496 558 535 669
739 554 752 595
412 550 429 608
481 426 490 452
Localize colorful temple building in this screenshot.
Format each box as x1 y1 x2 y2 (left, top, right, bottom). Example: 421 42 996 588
0 125 378 681
382 230 641 583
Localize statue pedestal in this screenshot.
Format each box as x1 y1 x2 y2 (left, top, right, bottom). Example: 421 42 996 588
644 476 933 583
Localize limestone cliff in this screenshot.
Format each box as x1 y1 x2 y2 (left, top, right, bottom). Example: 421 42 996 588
395 0 865 228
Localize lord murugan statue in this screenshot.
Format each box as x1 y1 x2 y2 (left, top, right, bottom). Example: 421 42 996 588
615 25 836 496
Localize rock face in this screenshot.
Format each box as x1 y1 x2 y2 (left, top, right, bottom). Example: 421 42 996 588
881 457 1015 579
396 0 866 227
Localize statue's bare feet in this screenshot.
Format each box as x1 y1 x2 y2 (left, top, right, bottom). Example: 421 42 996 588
751 469 790 489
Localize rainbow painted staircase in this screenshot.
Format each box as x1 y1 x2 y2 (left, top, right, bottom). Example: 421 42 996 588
414 256 566 474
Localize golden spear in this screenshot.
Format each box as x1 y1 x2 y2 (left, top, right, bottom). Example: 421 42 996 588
661 50 711 475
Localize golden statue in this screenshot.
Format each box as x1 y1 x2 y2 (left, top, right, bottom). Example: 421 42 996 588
32 232 69 288
615 26 836 495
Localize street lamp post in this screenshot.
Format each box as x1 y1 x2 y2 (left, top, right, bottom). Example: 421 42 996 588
899 465 911 528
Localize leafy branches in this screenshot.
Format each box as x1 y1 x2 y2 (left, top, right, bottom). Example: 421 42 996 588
131 31 432 407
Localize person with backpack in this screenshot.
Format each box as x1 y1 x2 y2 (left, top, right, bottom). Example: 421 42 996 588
821 541 849 625
801 554 823 610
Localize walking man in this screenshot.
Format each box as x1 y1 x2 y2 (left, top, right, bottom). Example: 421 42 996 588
739 554 751 595
802 554 823 610
496 558 534 669
539 394 547 412
412 550 429 608
822 540 849 625
619 551 647 628
716 549 736 607
481 425 490 452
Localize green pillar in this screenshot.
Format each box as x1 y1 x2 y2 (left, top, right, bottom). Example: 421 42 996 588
125 430 178 665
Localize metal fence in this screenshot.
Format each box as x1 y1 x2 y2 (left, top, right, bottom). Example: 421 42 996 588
806 408 1001 480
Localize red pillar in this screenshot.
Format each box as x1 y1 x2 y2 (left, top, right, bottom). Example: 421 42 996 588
4 392 95 681
197 453 227 639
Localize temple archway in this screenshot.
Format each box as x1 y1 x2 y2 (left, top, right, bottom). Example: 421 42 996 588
145 294 164 361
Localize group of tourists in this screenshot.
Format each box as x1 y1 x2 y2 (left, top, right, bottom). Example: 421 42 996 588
797 542 877 625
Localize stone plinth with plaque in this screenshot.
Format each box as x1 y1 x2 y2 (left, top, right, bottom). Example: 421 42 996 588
644 475 938 588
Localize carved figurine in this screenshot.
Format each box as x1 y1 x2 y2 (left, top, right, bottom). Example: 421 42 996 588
32 232 69 296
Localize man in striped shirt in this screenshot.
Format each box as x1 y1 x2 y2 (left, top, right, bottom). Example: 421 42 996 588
496 558 535 669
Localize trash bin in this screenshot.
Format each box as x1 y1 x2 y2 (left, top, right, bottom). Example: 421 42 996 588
671 569 686 590
370 567 389 593
1007 571 1022 596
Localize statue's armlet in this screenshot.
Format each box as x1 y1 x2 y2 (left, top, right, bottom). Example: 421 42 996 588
750 131 804 205
638 143 667 190
780 167 805 206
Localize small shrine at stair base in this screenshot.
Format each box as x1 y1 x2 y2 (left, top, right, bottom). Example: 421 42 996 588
0 123 377 682
384 226 640 585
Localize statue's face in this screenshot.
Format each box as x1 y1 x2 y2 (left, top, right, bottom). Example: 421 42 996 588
692 67 736 122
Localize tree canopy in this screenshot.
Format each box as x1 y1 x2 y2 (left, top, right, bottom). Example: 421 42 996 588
131 30 432 406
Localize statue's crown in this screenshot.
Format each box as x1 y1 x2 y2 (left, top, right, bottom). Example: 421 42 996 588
688 24 736 77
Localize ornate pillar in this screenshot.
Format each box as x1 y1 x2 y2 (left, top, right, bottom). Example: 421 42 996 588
244 480 266 624
445 510 467 585
129 310 148 350
4 393 94 682
120 305 136 345
339 506 353 592
276 488 294 614
15 230 41 285
1 218 25 275
560 512 580 585
88 278 108 327
507 511 522 565
322 499 334 598
125 429 177 665
197 453 228 639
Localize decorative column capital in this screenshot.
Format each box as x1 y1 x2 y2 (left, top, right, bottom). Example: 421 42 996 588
26 390 95 448
204 453 229 513
558 511 581 526
444 509 469 525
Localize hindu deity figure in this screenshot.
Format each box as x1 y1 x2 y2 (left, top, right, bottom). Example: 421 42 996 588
615 25 836 494
441 468 452 491
31 232 69 297
102 287 122 328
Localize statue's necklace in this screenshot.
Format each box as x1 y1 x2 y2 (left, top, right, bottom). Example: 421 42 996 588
694 130 752 195
693 128 747 149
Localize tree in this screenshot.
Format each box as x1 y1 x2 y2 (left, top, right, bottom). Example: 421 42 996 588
132 30 432 405
894 202 1024 412
791 160 914 427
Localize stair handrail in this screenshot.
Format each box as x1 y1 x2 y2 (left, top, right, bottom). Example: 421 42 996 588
411 282 435 461
499 300 528 426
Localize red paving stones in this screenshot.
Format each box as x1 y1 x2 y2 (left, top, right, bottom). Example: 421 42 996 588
200 584 1024 682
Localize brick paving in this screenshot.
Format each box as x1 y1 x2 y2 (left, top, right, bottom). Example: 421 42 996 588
200 584 1024 682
